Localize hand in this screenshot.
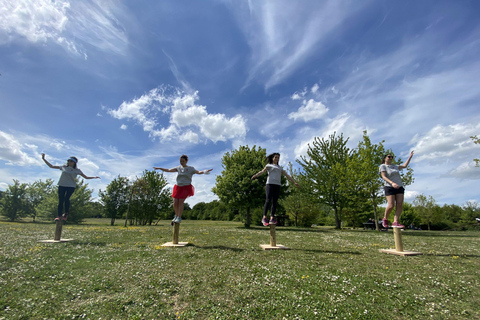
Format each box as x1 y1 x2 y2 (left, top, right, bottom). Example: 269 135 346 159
153 167 158 170
295 182 300 189
41 153 45 159
204 169 213 174
410 150 414 157
251 175 256 180
392 183 400 189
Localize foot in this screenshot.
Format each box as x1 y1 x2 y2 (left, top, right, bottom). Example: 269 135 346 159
262 216 269 226
392 222 405 228
269 216 277 225
54 216 61 221
174 216 182 224
382 218 389 228
62 213 68 221
171 216 177 226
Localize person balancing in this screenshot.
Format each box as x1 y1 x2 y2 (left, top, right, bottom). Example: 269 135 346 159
252 152 299 226
154 154 213 225
41 153 100 221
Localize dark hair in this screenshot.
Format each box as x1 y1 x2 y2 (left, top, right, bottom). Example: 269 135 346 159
266 153 280 164
67 156 78 169
180 155 189 162
382 154 392 164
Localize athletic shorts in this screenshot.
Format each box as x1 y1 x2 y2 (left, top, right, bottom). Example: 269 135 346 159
172 184 194 199
384 186 405 196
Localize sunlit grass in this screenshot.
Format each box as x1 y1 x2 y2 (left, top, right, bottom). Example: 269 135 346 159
0 219 479 319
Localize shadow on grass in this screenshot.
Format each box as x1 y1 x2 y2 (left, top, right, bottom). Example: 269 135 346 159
66 241 108 247
400 231 479 238
296 248 362 255
191 244 245 252
422 253 480 258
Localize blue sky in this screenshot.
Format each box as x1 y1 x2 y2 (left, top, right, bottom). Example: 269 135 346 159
1 0 479 207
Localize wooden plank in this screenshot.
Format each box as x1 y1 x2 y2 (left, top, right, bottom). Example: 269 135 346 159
260 244 290 250
379 249 422 256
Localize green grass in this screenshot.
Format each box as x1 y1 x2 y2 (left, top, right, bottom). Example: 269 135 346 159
0 219 479 319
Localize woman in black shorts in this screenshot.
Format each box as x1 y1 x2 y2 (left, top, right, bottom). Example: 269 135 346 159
379 151 414 228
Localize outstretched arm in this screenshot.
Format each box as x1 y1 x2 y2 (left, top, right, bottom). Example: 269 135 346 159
195 168 213 175
80 173 101 180
251 167 267 180
41 153 60 169
399 150 414 169
282 170 300 188
153 167 178 173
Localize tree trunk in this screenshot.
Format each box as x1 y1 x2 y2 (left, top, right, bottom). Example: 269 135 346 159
373 203 380 231
245 207 251 228
334 206 341 229
111 218 115 226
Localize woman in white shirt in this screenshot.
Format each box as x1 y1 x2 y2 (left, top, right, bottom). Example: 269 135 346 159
379 151 414 228
154 155 212 224
252 153 299 226
42 153 100 221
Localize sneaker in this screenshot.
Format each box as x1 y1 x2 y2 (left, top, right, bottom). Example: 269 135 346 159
171 216 177 226
269 216 277 225
382 218 389 228
262 216 269 226
174 216 182 224
392 222 405 228
62 213 68 221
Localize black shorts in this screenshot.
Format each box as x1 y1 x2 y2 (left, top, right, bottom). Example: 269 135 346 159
384 186 405 196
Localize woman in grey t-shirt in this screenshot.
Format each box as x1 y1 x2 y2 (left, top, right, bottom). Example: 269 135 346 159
379 151 414 228
154 155 212 225
252 153 299 226
42 153 100 221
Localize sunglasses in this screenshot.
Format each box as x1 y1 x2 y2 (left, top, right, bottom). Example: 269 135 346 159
387 156 393 159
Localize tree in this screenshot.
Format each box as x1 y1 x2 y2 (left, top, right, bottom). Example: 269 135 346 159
99 175 130 225
413 194 441 230
25 179 55 222
297 132 351 229
461 201 480 226
213 145 268 228
1 180 30 221
471 135 480 167
129 170 171 225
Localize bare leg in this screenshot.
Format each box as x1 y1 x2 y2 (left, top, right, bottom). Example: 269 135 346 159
384 195 396 220
176 198 185 218
393 193 404 223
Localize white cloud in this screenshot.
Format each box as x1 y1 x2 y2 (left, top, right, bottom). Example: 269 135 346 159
445 161 480 180
311 83 319 93
288 99 328 122
0 0 129 57
291 88 307 100
410 123 480 162
108 87 247 144
120 124 128 130
0 131 41 166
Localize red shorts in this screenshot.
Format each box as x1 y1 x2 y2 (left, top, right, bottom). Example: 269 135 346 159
172 184 194 199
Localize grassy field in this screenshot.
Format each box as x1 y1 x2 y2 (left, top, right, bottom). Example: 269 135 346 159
0 219 479 320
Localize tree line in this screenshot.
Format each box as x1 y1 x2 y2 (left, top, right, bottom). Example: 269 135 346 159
2 131 479 230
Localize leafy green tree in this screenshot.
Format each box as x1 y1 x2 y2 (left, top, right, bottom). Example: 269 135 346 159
99 175 130 225
297 132 351 229
1 180 30 221
413 194 441 230
213 145 268 228
25 179 55 222
460 201 480 226
129 170 171 225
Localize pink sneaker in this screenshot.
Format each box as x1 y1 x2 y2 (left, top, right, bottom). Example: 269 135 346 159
262 217 269 226
382 218 389 228
392 222 405 228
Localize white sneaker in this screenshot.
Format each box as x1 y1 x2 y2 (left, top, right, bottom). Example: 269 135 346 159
171 216 177 226
174 216 182 223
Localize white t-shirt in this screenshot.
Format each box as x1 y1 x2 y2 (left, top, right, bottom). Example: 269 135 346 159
57 166 83 188
266 164 283 185
379 164 403 187
175 165 198 186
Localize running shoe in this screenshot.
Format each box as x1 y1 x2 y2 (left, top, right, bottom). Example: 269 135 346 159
382 218 389 228
392 222 405 228
171 216 177 226
174 216 182 224
269 216 277 225
262 216 269 226
62 213 68 221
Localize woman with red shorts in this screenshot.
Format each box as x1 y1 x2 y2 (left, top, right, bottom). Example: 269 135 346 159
154 155 212 224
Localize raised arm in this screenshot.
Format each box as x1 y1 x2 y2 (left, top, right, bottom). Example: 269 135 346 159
399 150 414 169
281 170 300 188
251 166 268 180
41 153 60 169
153 167 178 173
195 168 213 175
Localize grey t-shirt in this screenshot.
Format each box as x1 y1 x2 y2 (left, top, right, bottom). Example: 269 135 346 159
57 166 83 188
175 165 198 186
379 164 403 187
266 164 283 185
